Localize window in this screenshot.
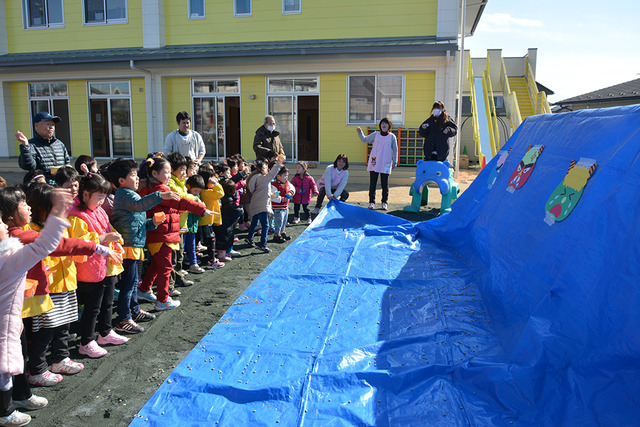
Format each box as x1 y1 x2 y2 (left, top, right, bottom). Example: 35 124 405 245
29 82 72 154
348 75 404 125
84 0 127 25
234 0 251 16
283 0 301 14
23 0 64 29
189 0 204 19
88 82 132 158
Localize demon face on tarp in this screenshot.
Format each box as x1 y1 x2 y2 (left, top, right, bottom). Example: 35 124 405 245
544 158 597 225
487 147 512 189
506 144 544 193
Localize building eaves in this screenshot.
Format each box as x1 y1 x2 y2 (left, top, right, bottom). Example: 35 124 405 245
554 78 640 105
0 36 458 68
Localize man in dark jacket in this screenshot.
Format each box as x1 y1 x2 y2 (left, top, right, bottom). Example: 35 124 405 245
17 112 71 176
253 115 286 160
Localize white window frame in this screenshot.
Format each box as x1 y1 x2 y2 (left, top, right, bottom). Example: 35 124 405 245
22 0 65 29
346 74 405 126
83 0 128 26
188 0 205 19
28 82 71 151
87 81 133 158
282 0 301 15
234 0 252 17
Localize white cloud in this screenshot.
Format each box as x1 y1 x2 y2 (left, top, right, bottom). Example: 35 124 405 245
477 13 544 33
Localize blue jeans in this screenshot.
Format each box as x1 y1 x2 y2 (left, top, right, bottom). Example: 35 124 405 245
274 208 288 235
247 211 269 247
116 258 140 324
184 232 197 265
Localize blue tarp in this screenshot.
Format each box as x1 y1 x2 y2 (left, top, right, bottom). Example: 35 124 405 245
133 105 640 426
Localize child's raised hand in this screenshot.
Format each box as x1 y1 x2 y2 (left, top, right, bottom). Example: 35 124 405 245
276 154 286 164
49 188 74 218
15 131 29 145
204 209 219 217
161 191 180 201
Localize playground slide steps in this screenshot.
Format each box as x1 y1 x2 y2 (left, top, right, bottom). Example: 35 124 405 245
508 77 535 118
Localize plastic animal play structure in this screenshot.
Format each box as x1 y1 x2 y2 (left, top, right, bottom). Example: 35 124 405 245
404 160 460 214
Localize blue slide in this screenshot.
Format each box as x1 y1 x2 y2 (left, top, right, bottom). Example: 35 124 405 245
133 105 640 426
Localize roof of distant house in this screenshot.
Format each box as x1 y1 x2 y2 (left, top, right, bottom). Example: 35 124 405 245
554 78 640 105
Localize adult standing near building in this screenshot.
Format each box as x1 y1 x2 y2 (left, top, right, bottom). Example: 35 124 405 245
356 117 398 211
16 112 71 176
253 115 285 160
419 101 457 161
164 111 206 164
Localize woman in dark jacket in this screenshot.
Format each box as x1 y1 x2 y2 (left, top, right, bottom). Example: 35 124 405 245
419 101 457 161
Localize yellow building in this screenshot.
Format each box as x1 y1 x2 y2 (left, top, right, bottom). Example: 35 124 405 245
0 1 486 164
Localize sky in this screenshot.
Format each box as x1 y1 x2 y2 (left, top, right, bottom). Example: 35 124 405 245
464 0 640 103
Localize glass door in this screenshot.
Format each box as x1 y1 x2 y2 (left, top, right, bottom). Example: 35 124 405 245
268 95 295 161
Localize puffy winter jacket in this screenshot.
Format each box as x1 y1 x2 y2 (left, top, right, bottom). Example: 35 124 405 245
18 133 70 174
110 188 163 248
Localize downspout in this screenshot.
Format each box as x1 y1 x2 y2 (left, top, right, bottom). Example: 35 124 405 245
455 0 466 180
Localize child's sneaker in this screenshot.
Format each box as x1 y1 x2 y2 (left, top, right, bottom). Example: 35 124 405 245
0 410 31 426
272 235 285 243
155 298 181 311
174 279 193 288
115 319 144 334
169 288 182 296
281 232 291 241
207 259 225 269
233 236 239 242
133 310 156 322
381 202 388 211
237 222 248 231
244 237 255 247
51 357 84 375
292 217 300 224
368 203 375 209
13 394 48 411
257 245 272 253
137 289 157 303
97 330 129 346
307 218 313 225
78 340 107 358
311 207 320 215
188 264 205 274
227 249 241 257
217 254 232 263
27 370 62 386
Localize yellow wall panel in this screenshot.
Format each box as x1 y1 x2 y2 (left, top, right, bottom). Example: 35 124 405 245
165 78 191 129
10 83 30 156
67 80 91 158
130 78 148 158
6 2 143 53
240 76 268 158
165 0 437 46
404 72 436 126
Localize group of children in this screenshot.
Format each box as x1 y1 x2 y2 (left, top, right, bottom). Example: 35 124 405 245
0 150 350 426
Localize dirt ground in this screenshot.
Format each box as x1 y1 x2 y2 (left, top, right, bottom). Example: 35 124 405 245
13 169 479 426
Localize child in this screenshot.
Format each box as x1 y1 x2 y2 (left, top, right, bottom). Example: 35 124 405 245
0 176 7 188
312 154 350 215
184 175 206 273
213 164 243 262
109 159 178 333
53 166 80 199
244 155 286 253
68 173 127 358
271 166 295 243
3 185 114 385
0 187 72 427
23 170 46 185
138 157 214 310
356 118 398 210
198 170 225 269
74 155 98 175
291 161 318 225
165 152 193 288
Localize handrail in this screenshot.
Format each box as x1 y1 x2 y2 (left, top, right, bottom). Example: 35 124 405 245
466 51 481 160
500 57 522 131
525 58 551 115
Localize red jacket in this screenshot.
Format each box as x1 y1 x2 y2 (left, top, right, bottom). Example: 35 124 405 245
8 227 97 312
140 184 207 244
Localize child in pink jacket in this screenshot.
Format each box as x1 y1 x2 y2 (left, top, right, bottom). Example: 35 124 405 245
0 188 72 426
290 161 318 225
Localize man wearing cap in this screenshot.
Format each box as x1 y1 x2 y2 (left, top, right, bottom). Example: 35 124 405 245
16 112 70 175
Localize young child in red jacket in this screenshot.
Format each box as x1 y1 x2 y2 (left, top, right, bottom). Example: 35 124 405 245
137 156 215 310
